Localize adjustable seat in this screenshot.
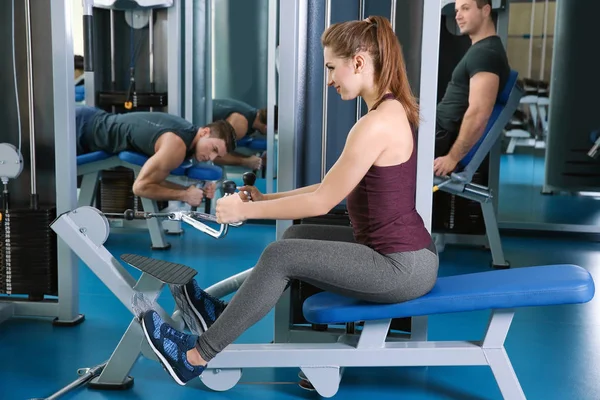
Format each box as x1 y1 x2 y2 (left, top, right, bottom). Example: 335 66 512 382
434 70 523 268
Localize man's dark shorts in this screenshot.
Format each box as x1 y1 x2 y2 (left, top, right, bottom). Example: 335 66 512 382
435 124 458 159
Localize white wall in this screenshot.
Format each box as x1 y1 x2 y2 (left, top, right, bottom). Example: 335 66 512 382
71 0 84 56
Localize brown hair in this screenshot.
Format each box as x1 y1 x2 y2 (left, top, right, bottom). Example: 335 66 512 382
475 0 492 8
321 15 419 128
205 120 237 153
257 106 278 131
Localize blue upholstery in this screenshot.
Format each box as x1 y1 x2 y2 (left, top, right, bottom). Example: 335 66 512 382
458 70 519 169
118 151 190 176
118 151 222 181
302 264 595 324
75 85 85 102
76 151 112 166
237 136 267 151
186 164 223 181
77 150 222 181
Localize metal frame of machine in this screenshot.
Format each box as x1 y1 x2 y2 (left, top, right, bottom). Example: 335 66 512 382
0 0 83 326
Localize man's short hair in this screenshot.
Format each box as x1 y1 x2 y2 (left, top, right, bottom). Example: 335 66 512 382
475 0 492 8
74 55 84 70
206 120 237 153
257 106 278 131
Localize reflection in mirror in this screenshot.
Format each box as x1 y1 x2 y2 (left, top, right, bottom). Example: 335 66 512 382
497 1 600 233
210 0 279 196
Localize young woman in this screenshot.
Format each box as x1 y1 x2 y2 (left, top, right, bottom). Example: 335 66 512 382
142 15 439 385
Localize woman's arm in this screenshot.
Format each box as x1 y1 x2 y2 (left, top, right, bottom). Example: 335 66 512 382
262 184 320 201
241 116 387 221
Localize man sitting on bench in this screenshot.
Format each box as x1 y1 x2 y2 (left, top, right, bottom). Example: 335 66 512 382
212 98 277 171
75 106 237 207
139 16 439 386
433 0 510 177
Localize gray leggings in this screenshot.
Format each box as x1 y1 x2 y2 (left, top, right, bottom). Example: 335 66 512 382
195 224 439 361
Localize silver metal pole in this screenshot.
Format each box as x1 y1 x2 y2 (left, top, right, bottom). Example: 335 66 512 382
527 0 535 78
82 0 95 107
184 0 194 121
24 0 36 196
110 10 116 112
167 1 183 116
149 9 155 111
356 0 365 123
539 0 549 81
416 0 442 233
204 0 213 124
390 0 397 31
266 0 278 194
321 0 332 181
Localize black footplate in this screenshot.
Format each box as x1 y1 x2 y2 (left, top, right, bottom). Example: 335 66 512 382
120 254 197 285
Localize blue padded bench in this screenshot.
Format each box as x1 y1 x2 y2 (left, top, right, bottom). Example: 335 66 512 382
433 70 523 269
76 150 112 166
303 264 593 323
291 264 594 398
237 136 267 151
76 150 223 249
117 151 223 181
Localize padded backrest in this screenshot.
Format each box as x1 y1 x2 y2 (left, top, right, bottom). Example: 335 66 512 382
457 70 522 181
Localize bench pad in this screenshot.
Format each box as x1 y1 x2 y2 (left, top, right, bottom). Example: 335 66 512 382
186 164 222 181
302 264 595 324
76 151 113 166
119 151 190 176
237 136 267 151
78 150 224 182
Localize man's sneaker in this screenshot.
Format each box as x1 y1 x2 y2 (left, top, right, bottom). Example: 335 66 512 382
183 279 227 332
141 310 205 385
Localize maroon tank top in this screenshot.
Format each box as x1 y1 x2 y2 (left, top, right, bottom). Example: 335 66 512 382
346 94 432 254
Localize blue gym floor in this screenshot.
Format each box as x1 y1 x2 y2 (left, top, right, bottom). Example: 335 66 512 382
498 153 600 227
1 177 600 399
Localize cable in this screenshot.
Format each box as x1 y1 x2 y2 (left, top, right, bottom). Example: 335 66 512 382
11 0 23 153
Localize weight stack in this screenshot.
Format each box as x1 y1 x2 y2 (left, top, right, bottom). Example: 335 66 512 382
432 169 488 235
0 207 58 298
97 167 167 213
99 167 139 213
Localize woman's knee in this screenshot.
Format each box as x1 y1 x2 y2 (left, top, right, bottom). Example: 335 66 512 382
280 224 304 240
256 240 290 272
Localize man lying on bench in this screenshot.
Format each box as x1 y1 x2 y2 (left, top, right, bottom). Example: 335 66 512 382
75 106 238 207
140 16 440 385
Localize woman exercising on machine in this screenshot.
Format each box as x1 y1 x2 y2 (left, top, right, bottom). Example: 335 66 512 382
142 15 439 385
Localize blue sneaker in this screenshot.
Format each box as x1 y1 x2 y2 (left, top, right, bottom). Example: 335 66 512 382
141 310 205 385
182 279 227 333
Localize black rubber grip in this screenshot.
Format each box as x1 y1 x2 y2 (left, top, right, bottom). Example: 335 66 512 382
83 15 94 71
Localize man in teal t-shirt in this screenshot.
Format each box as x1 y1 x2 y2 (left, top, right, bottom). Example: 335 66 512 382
76 107 237 207
211 98 277 171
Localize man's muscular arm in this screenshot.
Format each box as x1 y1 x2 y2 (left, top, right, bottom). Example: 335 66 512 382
448 72 498 161
433 71 498 176
226 112 249 140
132 133 201 205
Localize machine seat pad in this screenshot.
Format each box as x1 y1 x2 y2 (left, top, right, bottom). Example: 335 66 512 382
118 151 221 180
76 151 113 166
302 265 595 324
237 136 267 151
186 164 223 181
118 151 190 176
121 254 197 285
